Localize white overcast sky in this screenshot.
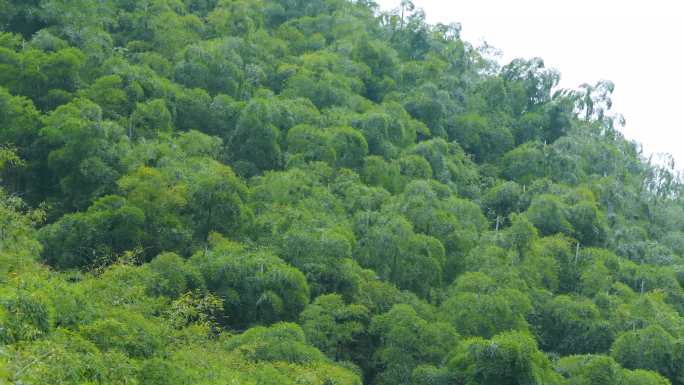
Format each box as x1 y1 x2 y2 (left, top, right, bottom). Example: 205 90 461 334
377 0 684 169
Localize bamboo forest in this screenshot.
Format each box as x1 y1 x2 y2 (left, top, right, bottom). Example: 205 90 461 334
0 1 683 384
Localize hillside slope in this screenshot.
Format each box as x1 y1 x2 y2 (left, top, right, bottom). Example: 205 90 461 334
1 1 683 384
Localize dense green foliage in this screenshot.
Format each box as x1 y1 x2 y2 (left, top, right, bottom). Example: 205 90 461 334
1 0 683 384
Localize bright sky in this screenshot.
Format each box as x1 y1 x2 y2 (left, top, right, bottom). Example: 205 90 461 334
377 0 684 169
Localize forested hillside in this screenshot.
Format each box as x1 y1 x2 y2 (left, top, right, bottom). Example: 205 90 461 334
1 0 683 384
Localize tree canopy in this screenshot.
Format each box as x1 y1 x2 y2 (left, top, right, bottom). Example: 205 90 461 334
1 0 683 384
